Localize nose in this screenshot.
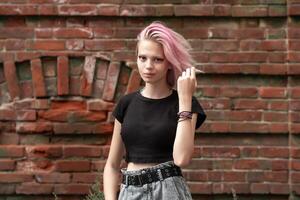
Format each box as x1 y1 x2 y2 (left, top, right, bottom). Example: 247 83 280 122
145 60 153 70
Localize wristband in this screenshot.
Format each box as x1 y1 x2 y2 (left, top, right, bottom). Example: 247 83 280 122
177 111 193 119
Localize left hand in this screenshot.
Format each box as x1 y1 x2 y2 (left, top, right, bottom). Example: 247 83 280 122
177 67 197 100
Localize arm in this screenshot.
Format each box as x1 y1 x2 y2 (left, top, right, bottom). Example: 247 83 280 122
103 119 125 200
173 67 197 167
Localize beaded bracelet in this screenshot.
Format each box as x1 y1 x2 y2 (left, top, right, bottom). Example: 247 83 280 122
177 111 193 123
177 111 193 119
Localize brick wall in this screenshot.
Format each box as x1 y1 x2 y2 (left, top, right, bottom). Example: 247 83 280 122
0 0 299 199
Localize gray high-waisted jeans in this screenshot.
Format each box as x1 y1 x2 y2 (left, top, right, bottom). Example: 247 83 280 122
118 161 193 200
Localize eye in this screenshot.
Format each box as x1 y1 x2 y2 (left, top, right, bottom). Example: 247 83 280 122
138 56 147 62
153 58 164 63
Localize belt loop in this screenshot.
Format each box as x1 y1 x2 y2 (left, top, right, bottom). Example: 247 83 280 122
157 169 163 181
125 175 129 188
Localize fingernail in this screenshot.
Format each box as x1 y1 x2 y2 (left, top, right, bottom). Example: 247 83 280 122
195 69 204 74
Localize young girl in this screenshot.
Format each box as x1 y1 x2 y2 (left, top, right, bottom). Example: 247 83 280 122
103 21 206 200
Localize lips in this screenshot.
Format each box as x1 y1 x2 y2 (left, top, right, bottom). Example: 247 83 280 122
143 73 155 77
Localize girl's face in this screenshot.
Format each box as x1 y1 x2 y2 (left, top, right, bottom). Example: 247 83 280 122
137 39 169 86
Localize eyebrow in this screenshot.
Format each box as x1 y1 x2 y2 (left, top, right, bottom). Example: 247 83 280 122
138 54 164 60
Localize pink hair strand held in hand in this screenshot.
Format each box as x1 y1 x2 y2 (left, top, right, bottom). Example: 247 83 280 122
137 21 194 87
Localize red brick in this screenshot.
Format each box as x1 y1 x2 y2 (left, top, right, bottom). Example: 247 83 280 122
292 184 300 194
91 160 106 172
220 87 257 98
0 146 24 158
291 100 300 111
58 5 98 15
226 110 262 121
272 160 289 171
87 99 114 111
55 160 90 172
26 145 62 159
79 56 96 96
289 5 300 15
31 59 47 97
16 110 36 121
35 172 71 183
250 183 269 194
38 5 58 15
188 182 212 194
66 39 84 50
16 122 53 133
98 4 119 16
102 62 121 101
202 147 240 158
16 183 53 194
259 87 287 98
0 173 33 183
69 111 106 122
237 28 265 39
241 147 259 157
210 122 230 133
213 5 231 16
260 64 287 75
72 172 99 183
50 100 86 110
4 61 20 100
234 99 267 110
224 171 246 182
29 40 65 50
292 172 300 183
232 6 268 17
0 109 16 121
289 64 300 75
94 123 114 134
120 5 156 16
270 184 289 194
0 132 20 145
38 109 68 122
289 28 300 38
265 171 288 183
63 145 101 158
291 88 300 98
5 39 25 50
234 159 270 170
291 148 300 158
174 5 213 16
56 56 69 96
269 5 287 16
85 40 126 51
93 28 114 38
53 123 94 134
0 184 15 194
54 28 93 38
0 160 15 171
0 28 34 38
54 183 90 195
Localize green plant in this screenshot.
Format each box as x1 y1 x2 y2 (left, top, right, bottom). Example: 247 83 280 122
85 180 105 200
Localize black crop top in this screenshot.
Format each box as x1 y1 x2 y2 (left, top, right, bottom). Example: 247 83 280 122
112 89 206 163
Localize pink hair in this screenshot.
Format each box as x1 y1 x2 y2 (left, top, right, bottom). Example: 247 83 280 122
137 21 194 87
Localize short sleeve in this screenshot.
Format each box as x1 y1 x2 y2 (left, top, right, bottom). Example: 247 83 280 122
191 96 206 129
112 95 131 123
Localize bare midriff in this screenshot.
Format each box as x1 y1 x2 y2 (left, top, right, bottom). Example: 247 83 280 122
126 162 159 171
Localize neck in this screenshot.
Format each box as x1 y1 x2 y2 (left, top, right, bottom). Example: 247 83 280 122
141 84 172 99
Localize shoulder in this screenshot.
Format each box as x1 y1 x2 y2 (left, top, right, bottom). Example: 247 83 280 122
116 91 139 105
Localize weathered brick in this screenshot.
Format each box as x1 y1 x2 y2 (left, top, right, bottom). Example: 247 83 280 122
72 172 100 183
0 173 33 183
55 160 90 172
102 62 121 101
63 145 101 158
57 56 69 95
4 61 20 100
54 28 93 38
0 146 24 158
80 56 96 96
35 172 71 183
0 160 15 171
54 183 90 194
16 122 53 133
31 59 47 97
53 123 94 134
87 99 114 111
16 183 53 194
